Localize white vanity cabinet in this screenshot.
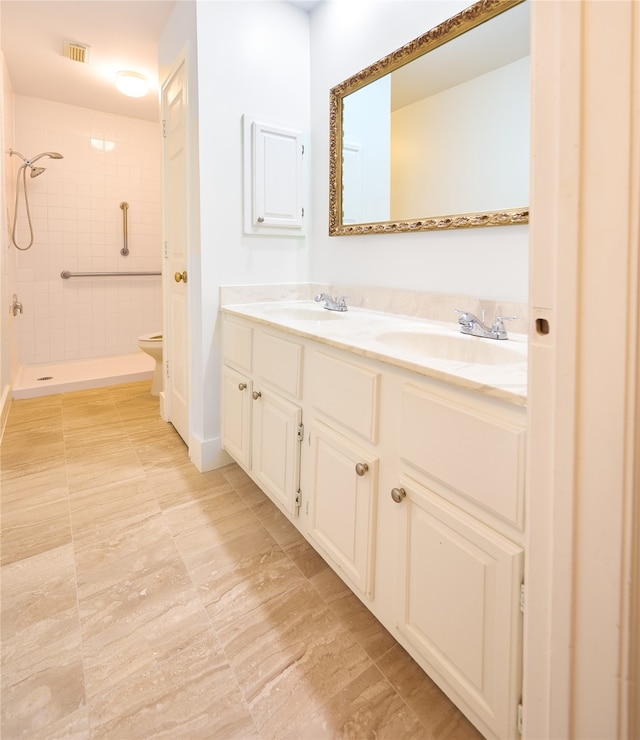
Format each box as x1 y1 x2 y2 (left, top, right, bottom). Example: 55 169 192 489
220 310 526 739
221 317 304 518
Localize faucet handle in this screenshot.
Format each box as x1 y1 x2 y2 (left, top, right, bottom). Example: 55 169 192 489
491 315 517 338
492 315 517 328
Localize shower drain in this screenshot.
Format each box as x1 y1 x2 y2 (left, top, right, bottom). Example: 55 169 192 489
37 376 54 381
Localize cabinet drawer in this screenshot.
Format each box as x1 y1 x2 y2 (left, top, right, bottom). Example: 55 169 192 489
222 318 252 372
254 331 303 398
311 351 380 443
400 383 525 528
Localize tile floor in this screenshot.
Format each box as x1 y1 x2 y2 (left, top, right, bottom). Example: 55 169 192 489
0 381 482 739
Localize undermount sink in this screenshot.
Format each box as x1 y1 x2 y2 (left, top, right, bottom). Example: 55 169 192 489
261 304 345 321
374 329 527 365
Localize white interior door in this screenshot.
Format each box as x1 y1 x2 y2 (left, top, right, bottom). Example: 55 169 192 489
161 58 189 444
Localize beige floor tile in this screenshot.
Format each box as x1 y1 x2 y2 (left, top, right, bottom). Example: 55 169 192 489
0 431 66 470
65 446 145 493
79 558 208 699
1 544 77 636
219 582 373 738
252 497 306 549
147 463 230 510
189 532 299 632
285 536 331 580
377 643 484 739
69 477 160 538
1 608 85 740
280 663 427 740
324 588 398 661
87 627 257 740
0 497 72 566
74 513 181 602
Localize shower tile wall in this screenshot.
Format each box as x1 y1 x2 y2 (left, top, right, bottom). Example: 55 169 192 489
12 96 162 365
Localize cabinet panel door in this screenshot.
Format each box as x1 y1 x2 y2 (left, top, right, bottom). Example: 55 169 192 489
252 389 302 517
309 422 378 598
397 474 523 739
221 366 252 469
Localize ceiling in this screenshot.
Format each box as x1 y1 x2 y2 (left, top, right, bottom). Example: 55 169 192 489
1 0 321 123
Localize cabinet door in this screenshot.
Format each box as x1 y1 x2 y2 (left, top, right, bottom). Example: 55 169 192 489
221 366 252 469
396 475 523 739
251 388 302 517
309 422 378 599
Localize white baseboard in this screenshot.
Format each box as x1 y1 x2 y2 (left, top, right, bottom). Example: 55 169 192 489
188 432 233 472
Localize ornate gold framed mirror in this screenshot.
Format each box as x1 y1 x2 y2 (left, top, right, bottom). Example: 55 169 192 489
329 0 530 236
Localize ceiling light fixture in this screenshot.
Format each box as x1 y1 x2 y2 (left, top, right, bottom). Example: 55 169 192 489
115 71 149 98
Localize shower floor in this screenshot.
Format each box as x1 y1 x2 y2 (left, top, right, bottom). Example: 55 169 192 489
12 352 155 399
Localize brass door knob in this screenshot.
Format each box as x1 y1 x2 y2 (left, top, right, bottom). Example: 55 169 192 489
174 271 188 283
355 462 369 477
238 382 247 391
252 391 262 400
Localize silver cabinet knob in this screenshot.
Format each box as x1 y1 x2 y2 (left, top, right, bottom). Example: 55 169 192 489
355 462 369 477
257 216 265 223
391 487 406 503
238 382 247 391
252 390 262 400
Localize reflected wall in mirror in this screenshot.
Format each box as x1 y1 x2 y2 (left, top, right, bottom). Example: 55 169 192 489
329 0 530 236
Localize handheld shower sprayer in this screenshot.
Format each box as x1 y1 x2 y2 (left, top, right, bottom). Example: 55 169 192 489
8 149 64 250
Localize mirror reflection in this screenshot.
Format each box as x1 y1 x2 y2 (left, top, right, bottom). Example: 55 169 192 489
330 0 530 235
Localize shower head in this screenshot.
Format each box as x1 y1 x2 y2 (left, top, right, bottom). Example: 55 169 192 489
30 151 64 164
9 149 63 166
30 167 46 178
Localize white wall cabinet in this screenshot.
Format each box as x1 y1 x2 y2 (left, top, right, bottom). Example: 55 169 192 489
221 313 526 739
243 115 305 236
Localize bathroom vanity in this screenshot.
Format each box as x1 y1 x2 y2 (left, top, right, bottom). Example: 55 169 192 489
220 298 527 739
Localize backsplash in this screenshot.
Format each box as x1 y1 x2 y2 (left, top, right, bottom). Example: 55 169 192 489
220 283 528 336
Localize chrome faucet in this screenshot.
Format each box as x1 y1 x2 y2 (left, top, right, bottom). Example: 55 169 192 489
454 308 516 340
315 293 348 312
11 294 23 316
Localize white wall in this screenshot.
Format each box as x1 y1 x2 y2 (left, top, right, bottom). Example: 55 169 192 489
187 0 311 463
309 1 529 303
9 96 162 366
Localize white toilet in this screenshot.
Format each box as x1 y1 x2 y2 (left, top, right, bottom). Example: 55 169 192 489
138 333 163 396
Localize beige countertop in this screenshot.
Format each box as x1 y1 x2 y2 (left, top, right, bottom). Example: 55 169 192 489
221 300 527 406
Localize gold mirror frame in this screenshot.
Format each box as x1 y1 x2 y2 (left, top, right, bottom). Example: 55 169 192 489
329 0 529 236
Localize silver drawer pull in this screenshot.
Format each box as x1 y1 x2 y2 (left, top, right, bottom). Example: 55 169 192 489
391 487 406 504
252 390 262 400
355 462 368 476
238 382 247 391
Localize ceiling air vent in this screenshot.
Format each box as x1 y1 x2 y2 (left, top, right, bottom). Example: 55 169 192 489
63 41 90 64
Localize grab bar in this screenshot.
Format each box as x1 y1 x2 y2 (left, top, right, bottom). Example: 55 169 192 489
120 202 129 256
61 270 161 279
